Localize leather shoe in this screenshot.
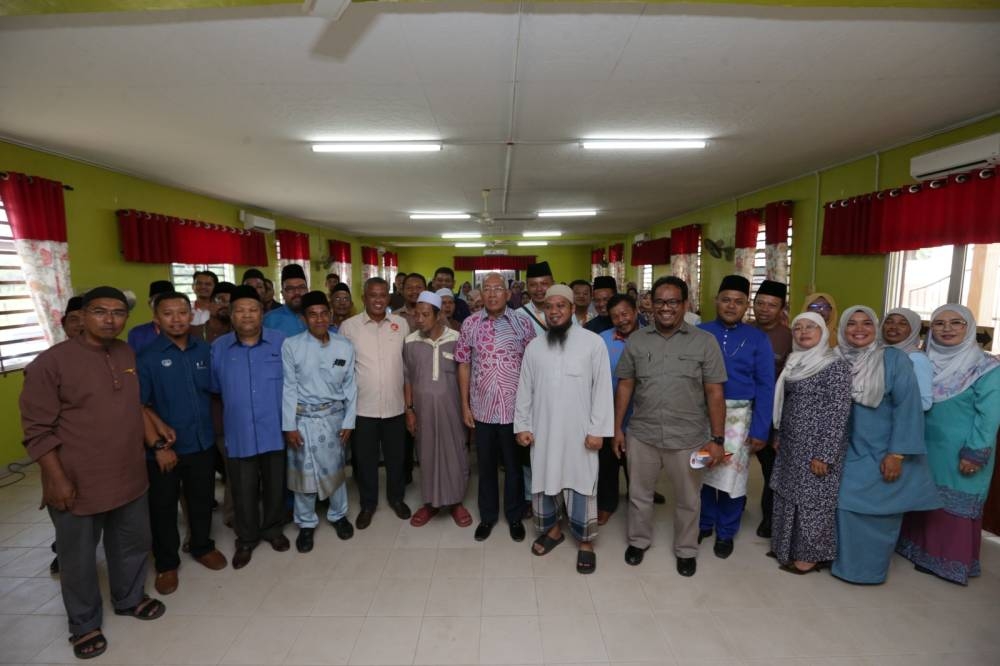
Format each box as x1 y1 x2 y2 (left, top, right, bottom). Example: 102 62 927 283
267 534 291 552
698 528 712 544
653 492 666 505
624 545 647 566
154 569 178 595
296 528 315 553
509 521 526 542
474 521 495 542
756 520 772 539
194 549 228 570
676 556 697 577
390 501 412 520
356 509 374 530
232 546 254 570
714 538 734 559
330 517 354 540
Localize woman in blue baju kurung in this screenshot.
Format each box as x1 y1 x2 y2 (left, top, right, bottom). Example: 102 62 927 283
831 306 940 585
897 304 1000 585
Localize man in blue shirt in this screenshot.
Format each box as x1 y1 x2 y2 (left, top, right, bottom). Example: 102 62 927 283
127 280 173 353
211 286 289 569
264 264 308 335
697 275 775 558
138 292 228 596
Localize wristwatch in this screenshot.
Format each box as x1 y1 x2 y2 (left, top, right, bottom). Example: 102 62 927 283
405 404 415 412
710 435 725 446
153 438 168 450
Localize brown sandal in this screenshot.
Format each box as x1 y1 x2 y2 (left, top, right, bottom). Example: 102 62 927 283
69 630 107 660
114 595 165 620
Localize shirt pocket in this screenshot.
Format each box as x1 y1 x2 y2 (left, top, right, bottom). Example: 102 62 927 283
674 354 703 379
262 357 283 381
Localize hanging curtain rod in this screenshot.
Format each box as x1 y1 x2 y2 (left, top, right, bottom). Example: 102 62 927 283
0 171 74 191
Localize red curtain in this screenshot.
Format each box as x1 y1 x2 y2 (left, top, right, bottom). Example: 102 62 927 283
0 172 67 242
328 239 351 263
670 224 702 255
275 229 310 260
608 243 624 263
764 201 793 245
117 209 267 265
360 246 379 266
591 248 606 265
453 255 537 271
734 209 761 249
822 170 1000 255
383 251 398 268
630 237 670 266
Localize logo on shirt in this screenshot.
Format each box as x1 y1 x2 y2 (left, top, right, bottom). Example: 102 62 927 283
334 359 346 366
161 359 173 368
390 323 399 332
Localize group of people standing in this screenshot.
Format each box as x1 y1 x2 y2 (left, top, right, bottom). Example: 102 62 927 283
16 256 999 660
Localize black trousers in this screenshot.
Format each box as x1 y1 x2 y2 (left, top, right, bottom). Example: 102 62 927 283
475 421 525 525
228 450 286 549
597 437 624 513
756 442 776 525
147 446 216 572
353 414 406 511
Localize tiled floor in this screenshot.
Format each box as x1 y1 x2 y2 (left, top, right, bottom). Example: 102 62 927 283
2 463 1000 665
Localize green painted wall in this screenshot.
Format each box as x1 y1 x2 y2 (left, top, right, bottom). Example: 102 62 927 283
647 115 1000 318
0 140 362 467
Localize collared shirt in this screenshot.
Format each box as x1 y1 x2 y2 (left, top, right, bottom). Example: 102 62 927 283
616 322 727 449
264 305 307 337
210 328 286 458
191 305 211 326
138 334 215 456
600 326 634 430
127 320 159 354
585 314 612 334
455 307 536 424
20 336 147 516
757 323 793 378
281 330 358 432
698 320 775 442
338 311 409 418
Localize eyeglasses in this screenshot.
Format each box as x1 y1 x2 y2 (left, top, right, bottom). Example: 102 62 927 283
331 296 352 304
931 319 967 330
652 299 683 309
482 286 506 294
807 303 832 313
792 323 820 333
87 308 128 319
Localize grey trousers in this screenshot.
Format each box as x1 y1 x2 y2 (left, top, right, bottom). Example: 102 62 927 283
228 450 286 549
626 435 702 558
48 493 152 636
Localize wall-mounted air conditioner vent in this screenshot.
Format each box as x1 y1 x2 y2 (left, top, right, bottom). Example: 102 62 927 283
240 210 276 233
910 133 1000 181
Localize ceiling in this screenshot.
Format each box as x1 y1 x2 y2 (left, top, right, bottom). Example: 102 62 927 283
1 1 999 240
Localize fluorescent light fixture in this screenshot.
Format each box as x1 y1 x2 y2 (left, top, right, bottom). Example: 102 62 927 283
537 210 598 218
581 139 706 150
517 241 548 247
454 242 486 248
312 142 442 153
410 212 471 220
441 232 482 239
522 231 562 238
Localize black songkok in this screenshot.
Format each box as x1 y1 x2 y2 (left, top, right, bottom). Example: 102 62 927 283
593 276 617 292
230 285 261 305
148 280 174 298
331 283 351 296
241 268 265 283
525 261 553 279
63 296 84 317
718 274 750 296
212 281 236 298
756 279 787 303
281 263 307 284
301 291 329 311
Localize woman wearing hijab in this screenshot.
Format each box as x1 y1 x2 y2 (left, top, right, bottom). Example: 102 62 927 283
831 306 939 585
770 312 853 574
897 304 1000 585
882 307 933 410
800 293 839 347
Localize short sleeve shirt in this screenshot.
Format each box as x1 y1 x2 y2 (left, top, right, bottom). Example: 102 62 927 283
616 322 727 449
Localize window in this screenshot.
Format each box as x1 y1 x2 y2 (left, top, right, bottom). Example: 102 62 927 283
0 203 48 372
749 218 793 304
170 263 234 301
886 243 1000 349
639 265 653 292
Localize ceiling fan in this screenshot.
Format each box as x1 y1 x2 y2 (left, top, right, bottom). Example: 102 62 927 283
472 189 536 229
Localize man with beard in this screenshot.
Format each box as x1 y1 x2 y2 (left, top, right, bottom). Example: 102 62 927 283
211 286 289 569
192 282 235 343
282 291 357 552
514 285 613 574
264 264 308 336
584 276 618 334
697 275 774 559
139 292 228 595
404 291 471 528
751 279 792 538
191 270 218 326
519 262 553 335
397 272 427 332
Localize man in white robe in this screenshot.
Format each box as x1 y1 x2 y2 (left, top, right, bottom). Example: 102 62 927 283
514 285 614 574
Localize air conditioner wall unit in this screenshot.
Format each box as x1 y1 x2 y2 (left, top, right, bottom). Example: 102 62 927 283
909 133 1000 181
634 233 650 242
483 248 508 255
240 210 276 233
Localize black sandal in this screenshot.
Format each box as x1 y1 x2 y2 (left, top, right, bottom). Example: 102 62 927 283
531 532 565 556
576 550 596 574
114 595 165 620
69 630 107 660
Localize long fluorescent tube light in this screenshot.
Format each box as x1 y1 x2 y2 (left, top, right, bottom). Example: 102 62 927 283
517 241 548 247
581 140 706 150
522 231 562 238
454 242 486 248
313 142 442 153
537 210 597 218
442 232 482 239
410 212 471 220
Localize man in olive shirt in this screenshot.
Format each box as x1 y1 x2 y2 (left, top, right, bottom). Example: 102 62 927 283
613 276 727 577
20 287 166 659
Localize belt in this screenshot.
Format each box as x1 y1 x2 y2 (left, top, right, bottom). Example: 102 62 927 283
296 400 345 415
